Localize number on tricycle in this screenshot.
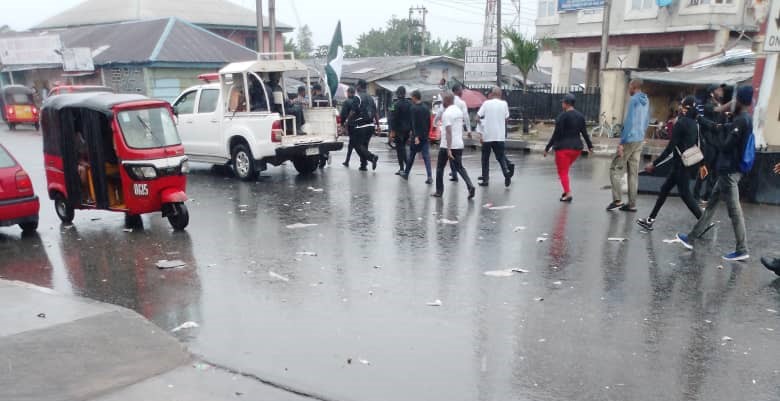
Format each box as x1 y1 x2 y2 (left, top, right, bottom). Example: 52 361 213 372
133 183 149 196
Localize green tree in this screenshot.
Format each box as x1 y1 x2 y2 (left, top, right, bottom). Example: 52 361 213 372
296 25 314 58
356 17 425 57
448 37 473 60
284 37 298 55
344 45 360 58
313 45 329 59
502 29 556 92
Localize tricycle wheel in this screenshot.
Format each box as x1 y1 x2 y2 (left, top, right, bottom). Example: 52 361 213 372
54 194 74 223
292 155 319 175
34 123 40 131
8 123 15 131
19 221 38 233
124 213 143 229
167 203 189 231
231 143 257 181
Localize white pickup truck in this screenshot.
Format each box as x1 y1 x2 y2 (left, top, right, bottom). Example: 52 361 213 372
172 56 343 180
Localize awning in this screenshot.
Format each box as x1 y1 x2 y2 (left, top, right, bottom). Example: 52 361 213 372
1 63 62 72
631 63 755 86
374 79 443 100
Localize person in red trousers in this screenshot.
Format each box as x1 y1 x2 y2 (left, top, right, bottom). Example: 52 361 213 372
544 94 593 202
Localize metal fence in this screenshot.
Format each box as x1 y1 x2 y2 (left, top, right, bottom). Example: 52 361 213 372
504 86 601 123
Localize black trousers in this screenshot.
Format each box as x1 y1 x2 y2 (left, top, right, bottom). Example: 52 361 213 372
481 141 511 181
436 148 473 194
394 130 410 171
354 126 376 168
649 166 702 220
344 127 355 163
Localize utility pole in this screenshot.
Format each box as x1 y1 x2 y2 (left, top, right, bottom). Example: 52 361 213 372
408 6 428 56
269 0 276 53
421 6 427 56
599 0 611 72
496 0 502 87
256 0 263 52
408 7 413 56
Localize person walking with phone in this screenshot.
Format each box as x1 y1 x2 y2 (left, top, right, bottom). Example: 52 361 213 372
543 94 593 202
637 96 704 231
675 86 754 262
432 92 475 199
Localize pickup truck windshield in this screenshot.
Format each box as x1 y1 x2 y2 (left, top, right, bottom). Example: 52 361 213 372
117 107 181 149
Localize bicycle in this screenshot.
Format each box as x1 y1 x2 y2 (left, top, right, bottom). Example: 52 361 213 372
591 112 623 138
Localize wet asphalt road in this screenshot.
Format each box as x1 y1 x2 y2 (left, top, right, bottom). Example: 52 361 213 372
2 125 780 401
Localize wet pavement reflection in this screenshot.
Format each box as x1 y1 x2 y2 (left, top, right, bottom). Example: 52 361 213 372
1 127 779 401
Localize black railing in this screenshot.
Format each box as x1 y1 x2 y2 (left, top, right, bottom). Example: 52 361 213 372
504 86 601 123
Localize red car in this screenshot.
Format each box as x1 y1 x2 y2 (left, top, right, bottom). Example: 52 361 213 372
0 144 39 233
47 85 113 97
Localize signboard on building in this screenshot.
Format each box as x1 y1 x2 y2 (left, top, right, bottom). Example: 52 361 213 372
464 47 497 86
558 0 604 11
0 35 62 65
764 0 780 52
62 48 94 72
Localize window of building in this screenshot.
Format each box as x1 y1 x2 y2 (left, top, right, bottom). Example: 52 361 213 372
638 49 683 69
631 0 654 10
625 0 658 19
538 0 556 18
245 37 258 51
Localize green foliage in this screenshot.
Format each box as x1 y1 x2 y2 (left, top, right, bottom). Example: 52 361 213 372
502 28 557 92
353 18 474 59
296 25 314 58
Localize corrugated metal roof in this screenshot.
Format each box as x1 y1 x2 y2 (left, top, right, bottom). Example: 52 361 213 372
56 18 256 65
631 63 755 86
34 0 292 30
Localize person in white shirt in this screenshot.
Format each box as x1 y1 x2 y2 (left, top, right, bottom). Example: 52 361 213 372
432 92 475 199
449 84 472 183
476 86 515 187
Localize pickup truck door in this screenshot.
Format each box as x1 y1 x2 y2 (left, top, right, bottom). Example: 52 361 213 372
172 90 198 154
191 88 221 156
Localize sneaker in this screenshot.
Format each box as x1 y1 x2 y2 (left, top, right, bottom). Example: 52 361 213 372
358 166 368 171
371 155 378 171
395 170 402 175
431 192 443 198
399 173 409 180
468 187 476 199
606 201 623 211
637 218 654 231
722 251 749 262
508 163 515 178
450 177 458 182
676 233 693 250
425 178 433 185
620 204 637 212
760 256 780 275
478 181 489 187
504 175 511 187
342 161 349 167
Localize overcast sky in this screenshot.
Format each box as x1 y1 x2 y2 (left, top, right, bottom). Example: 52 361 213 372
1 0 536 47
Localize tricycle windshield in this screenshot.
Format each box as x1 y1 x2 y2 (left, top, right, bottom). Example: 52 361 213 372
116 107 181 149
6 93 33 104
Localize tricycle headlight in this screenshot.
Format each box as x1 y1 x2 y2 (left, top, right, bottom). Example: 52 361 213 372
130 165 157 179
180 160 190 174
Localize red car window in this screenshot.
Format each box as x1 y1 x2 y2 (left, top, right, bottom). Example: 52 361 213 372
0 146 16 168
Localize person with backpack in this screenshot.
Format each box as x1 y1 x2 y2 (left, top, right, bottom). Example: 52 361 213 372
675 86 754 262
400 90 433 184
388 86 413 175
637 96 705 231
761 162 780 276
347 79 379 171
692 84 725 205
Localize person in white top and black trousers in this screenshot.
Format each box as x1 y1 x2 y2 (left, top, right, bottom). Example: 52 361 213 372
477 86 515 187
432 92 475 199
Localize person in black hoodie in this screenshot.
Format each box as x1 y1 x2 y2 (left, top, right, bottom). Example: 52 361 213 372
400 90 433 183
340 87 357 166
637 96 703 231
544 94 593 202
389 86 413 174
693 84 725 205
676 86 752 262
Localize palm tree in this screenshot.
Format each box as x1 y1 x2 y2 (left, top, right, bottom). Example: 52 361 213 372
502 29 556 93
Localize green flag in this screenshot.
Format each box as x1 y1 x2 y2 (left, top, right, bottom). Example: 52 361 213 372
325 21 344 98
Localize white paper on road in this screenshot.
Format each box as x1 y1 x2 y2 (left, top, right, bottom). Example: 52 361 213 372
171 321 199 332
663 238 681 244
607 237 627 242
513 226 527 232
484 269 515 277
534 297 544 302
487 205 516 210
307 186 324 192
269 271 290 282
511 268 530 273
438 218 459 225
767 309 778 313
427 299 443 306
286 223 318 229
536 237 547 242
156 259 186 269
296 251 318 256
721 336 733 342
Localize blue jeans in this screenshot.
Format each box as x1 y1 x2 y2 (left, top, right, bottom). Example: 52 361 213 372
688 172 748 253
405 140 432 178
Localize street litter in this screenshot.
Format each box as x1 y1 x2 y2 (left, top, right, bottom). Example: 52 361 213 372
705 320 713 324
536 237 547 242
553 281 562 285
513 226 527 232
721 336 733 342
488 205 516 211
122 228 133 233
427 299 443 306
538 338 547 343
717 265 724 269
90 217 101 221
511 268 530 273
269 271 290 282
607 237 627 242
296 251 318 256
207 263 217 268
359 359 370 365
482 203 493 208
238 204 249 208
171 321 199 332
307 186 324 192
286 223 318 229
156 260 186 269
373 265 382 269
438 218 458 225
193 363 211 371
37 313 46 318
663 238 681 244
483 269 515 277
534 297 544 302
767 309 778 314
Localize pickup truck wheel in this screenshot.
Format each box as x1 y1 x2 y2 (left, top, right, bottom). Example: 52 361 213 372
231 144 257 181
293 156 320 175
